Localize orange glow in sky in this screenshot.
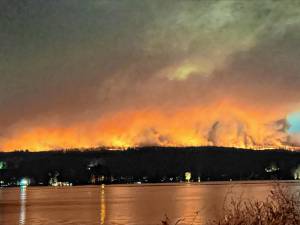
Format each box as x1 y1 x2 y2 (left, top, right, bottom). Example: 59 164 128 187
0 100 290 151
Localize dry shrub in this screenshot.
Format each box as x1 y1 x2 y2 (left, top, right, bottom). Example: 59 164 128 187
209 184 300 225
161 214 184 225
161 184 300 225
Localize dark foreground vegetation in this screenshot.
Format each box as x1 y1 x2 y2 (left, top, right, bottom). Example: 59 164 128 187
1 146 300 186
162 184 300 225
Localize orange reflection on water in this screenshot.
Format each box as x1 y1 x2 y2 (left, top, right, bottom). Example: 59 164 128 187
100 185 106 225
19 187 27 225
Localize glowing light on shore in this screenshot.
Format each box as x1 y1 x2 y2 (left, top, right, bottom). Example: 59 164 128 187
185 172 192 182
19 178 30 187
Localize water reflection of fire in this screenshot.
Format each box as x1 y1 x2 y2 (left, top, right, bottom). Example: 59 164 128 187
100 185 106 225
19 187 27 225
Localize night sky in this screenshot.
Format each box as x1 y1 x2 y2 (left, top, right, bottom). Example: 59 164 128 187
1 0 300 151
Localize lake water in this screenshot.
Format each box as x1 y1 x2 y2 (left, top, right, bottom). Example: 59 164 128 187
1 181 300 225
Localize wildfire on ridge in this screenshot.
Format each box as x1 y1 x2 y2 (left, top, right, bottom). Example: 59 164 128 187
0 101 295 152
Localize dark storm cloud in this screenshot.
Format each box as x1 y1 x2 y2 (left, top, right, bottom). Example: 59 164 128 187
0 0 154 125
217 24 300 106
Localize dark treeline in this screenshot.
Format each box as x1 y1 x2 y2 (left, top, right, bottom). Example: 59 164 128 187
1 146 300 186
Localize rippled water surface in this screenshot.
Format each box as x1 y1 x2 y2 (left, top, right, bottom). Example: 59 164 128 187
1 182 300 225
